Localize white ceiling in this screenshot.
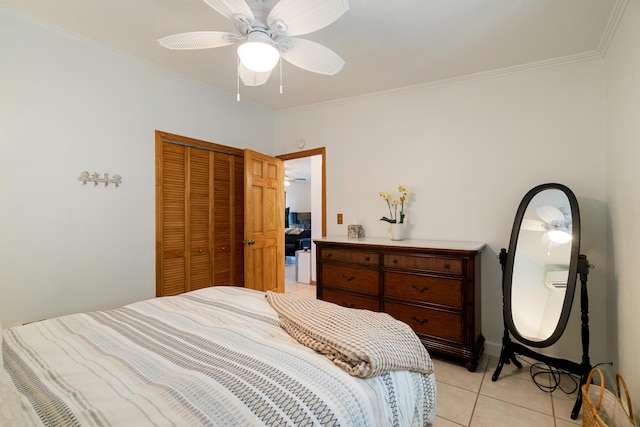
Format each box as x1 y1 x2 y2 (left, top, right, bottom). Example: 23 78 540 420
285 157 311 182
2 0 623 109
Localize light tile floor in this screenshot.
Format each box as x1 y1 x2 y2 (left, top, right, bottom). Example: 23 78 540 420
433 354 584 426
284 256 584 426
284 257 316 299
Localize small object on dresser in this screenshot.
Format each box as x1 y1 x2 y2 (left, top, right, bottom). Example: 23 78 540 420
390 223 405 241
347 225 365 239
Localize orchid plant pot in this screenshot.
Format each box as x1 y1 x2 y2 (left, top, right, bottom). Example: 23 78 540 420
390 222 405 241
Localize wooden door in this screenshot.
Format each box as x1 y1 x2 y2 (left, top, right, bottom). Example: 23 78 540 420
188 147 213 291
211 152 244 286
157 142 188 296
244 149 284 293
156 143 212 296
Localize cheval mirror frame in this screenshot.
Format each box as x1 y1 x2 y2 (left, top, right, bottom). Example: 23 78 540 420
492 183 593 420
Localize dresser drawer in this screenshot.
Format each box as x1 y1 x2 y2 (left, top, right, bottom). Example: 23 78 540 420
321 264 379 295
320 248 379 266
384 301 463 343
384 272 463 309
383 254 462 274
322 289 380 311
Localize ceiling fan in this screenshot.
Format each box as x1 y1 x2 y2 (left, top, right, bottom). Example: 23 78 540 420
521 205 573 250
158 0 349 90
284 173 306 187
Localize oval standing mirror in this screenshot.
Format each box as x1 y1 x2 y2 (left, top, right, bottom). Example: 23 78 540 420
493 183 591 420
503 183 581 348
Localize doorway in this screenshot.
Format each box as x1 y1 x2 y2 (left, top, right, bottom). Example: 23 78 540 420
278 147 326 288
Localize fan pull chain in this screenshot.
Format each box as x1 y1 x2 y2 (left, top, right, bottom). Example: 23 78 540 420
279 58 283 95
236 57 240 102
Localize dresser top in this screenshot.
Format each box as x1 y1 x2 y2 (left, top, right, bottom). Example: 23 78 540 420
314 236 486 252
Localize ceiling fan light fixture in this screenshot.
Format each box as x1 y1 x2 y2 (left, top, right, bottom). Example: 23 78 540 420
237 32 280 73
547 229 572 244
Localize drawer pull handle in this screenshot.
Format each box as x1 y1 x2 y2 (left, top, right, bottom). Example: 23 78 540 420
327 253 333 258
411 284 429 293
392 259 398 264
342 302 356 308
412 316 429 325
365 256 370 261
342 274 355 281
444 263 450 269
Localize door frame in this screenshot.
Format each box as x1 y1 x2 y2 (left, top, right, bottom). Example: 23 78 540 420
277 147 326 238
278 148 326 284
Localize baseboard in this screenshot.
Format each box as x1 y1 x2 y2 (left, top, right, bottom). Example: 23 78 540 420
483 340 502 358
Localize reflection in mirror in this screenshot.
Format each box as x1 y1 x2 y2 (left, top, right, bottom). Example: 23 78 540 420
511 189 573 342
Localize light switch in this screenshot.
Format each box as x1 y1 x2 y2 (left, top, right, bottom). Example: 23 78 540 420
337 213 343 224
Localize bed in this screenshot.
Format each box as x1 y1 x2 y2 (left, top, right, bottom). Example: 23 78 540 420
2 286 436 426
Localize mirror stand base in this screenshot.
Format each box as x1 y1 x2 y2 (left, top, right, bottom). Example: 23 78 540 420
491 334 522 382
495 243 592 420
491 334 591 420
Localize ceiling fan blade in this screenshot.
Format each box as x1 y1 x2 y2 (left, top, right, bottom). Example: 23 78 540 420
158 31 238 49
280 38 344 75
239 62 272 86
521 219 545 231
536 205 565 224
202 0 255 22
268 0 349 37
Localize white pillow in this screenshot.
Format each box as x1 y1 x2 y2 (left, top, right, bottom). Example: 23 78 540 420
286 227 305 235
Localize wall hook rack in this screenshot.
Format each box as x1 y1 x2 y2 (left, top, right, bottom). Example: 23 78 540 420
78 171 122 187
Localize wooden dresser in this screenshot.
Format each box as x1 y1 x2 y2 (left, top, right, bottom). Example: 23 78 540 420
314 237 485 371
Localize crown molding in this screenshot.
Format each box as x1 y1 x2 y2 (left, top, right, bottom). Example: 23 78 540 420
281 0 630 113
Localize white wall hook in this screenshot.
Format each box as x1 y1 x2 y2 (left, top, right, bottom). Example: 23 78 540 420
78 171 122 187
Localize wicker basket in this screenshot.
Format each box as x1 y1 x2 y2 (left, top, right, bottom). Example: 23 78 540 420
582 367 635 427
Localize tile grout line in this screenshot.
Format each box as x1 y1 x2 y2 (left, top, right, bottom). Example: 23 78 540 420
466 361 489 426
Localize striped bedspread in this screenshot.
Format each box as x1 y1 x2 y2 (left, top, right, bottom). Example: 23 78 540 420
2 286 436 426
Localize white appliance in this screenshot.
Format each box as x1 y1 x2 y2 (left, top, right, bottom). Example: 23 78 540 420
296 249 311 284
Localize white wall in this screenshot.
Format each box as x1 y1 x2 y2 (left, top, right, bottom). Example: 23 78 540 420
285 182 311 212
604 0 640 422
0 6 274 327
274 60 609 364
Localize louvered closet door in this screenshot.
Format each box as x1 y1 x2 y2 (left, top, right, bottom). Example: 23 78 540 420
159 143 188 296
156 133 245 297
188 148 213 291
210 153 244 286
233 155 245 286
211 153 244 287
158 144 213 295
